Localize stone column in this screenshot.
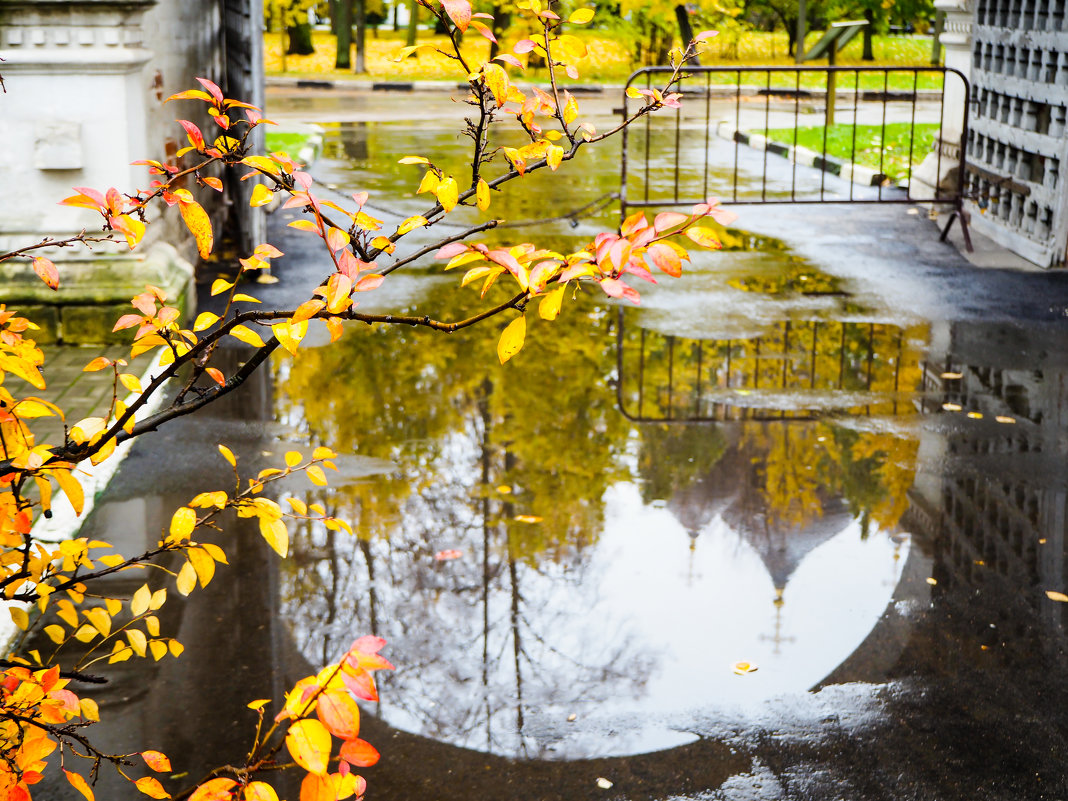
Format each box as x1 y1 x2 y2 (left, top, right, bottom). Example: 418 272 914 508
910 0 974 201
0 0 194 343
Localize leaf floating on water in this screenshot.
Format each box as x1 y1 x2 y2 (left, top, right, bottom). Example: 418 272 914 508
1046 591 1068 602
435 549 463 561
514 515 542 524
967 412 983 419
567 713 577 722
497 485 512 494
942 403 962 411
596 778 613 790
925 577 938 585
731 661 757 675
995 415 1016 424
940 371 963 379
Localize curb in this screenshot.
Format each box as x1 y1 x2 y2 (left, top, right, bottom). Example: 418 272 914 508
716 121 886 187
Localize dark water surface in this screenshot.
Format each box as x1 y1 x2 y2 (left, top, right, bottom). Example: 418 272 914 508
37 104 1068 800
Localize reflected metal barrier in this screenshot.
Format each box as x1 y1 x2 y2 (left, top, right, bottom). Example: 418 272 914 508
615 312 928 423
619 65 972 247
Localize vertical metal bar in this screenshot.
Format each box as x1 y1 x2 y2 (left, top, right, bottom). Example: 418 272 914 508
906 69 919 194
955 71 972 216
893 327 903 416
782 320 790 388
849 68 860 201
810 321 819 388
673 75 682 204
667 335 675 419
820 69 830 201
695 341 704 416
878 69 889 200
792 68 801 201
762 68 771 202
725 339 732 388
935 68 946 203
620 77 631 221
733 68 742 202
643 71 652 205
638 327 646 418
703 70 712 200
754 337 761 389
838 323 846 389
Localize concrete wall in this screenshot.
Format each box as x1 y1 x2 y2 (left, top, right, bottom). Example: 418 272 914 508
0 0 262 342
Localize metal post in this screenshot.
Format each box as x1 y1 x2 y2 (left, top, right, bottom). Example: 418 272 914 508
826 48 836 127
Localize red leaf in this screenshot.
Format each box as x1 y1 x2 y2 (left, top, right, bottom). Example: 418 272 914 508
177 120 205 150
442 0 471 31
350 635 386 654
32 256 59 290
188 778 237 801
514 39 538 53
113 314 145 332
341 665 378 702
339 738 380 768
435 242 468 260
196 77 224 103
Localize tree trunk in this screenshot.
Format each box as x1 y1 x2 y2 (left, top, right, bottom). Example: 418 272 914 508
489 5 510 59
674 4 699 63
335 0 352 68
354 0 367 73
287 23 315 55
329 0 339 33
862 8 875 61
406 0 418 47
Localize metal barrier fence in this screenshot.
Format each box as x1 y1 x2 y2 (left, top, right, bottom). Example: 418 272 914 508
619 65 972 247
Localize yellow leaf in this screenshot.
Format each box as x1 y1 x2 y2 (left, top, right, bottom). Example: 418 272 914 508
476 178 490 211
497 315 526 364
9 607 29 631
80 698 100 720
436 177 459 212
150 640 168 660
232 293 261 304
210 279 234 296
188 547 215 588
89 433 117 466
285 450 303 467
44 624 66 644
1046 591 1068 602
732 661 758 675
169 507 196 542
250 184 274 207
119 373 143 393
307 465 328 486
169 640 184 657
127 628 148 657
398 156 429 164
73 624 98 643
539 285 566 320
286 719 332 775
546 145 564 171
145 615 160 637
56 599 79 628
259 517 289 558
625 86 643 98
12 399 57 418
272 320 308 356
85 606 112 637
247 698 271 711
202 542 228 564
563 93 579 125
150 588 167 610
568 7 595 23
179 198 214 259
230 324 266 347
396 215 428 236
218 444 237 466
131 584 151 617
176 561 197 596
54 469 84 516
416 170 440 195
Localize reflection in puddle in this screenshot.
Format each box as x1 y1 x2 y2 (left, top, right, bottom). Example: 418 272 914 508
274 258 923 759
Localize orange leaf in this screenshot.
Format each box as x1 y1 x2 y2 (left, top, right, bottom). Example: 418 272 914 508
299 773 334 801
316 689 361 739
32 256 59 290
286 719 332 775
178 199 214 259
205 367 225 386
134 776 171 799
244 782 279 801
142 751 172 773
339 737 380 767
189 778 238 801
65 770 95 801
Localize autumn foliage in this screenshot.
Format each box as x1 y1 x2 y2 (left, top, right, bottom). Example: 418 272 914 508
0 1 730 799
